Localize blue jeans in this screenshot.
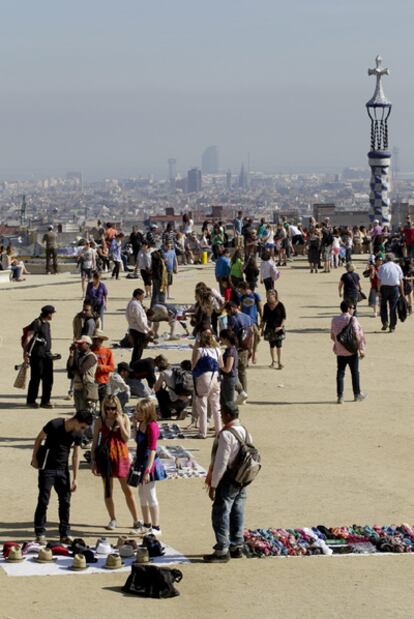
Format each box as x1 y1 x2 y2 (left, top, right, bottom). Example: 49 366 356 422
380 285 399 329
212 473 246 554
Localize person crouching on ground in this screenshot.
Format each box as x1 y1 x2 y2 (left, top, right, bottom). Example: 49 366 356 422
203 401 250 562
31 409 93 544
91 395 142 532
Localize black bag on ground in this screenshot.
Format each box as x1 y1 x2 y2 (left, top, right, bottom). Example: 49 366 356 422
336 317 359 354
122 564 182 598
142 534 165 557
397 295 408 322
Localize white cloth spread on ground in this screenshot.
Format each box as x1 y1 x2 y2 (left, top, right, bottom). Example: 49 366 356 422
1 545 189 577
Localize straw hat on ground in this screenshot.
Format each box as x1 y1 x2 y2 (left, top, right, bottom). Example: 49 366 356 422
103 554 124 570
134 547 149 564
34 547 55 563
69 554 88 571
6 546 24 562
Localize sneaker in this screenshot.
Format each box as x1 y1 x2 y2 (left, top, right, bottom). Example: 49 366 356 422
35 535 47 544
203 552 230 563
130 521 146 535
354 393 367 402
337 396 344 404
147 527 162 537
229 547 243 559
236 391 248 405
105 519 117 531
60 535 73 544
269 361 277 369
277 363 284 370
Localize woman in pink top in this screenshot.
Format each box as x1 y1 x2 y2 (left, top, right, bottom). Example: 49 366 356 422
330 300 366 405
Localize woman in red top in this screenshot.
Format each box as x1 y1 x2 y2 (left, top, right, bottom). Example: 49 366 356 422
92 395 141 532
368 256 382 317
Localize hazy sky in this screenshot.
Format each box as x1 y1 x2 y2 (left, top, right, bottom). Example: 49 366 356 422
0 0 413 179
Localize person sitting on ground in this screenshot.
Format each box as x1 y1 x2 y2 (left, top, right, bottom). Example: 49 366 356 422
108 362 131 410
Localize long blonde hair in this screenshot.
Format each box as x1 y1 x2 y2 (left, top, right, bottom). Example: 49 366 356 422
135 397 158 423
101 394 123 422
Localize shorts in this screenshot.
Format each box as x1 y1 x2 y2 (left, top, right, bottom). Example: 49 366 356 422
81 267 93 280
141 270 151 286
323 245 332 261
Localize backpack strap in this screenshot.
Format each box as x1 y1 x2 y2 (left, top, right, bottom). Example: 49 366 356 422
223 425 251 445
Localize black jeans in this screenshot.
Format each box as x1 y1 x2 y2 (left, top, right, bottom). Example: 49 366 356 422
27 355 53 405
46 248 58 274
380 285 399 329
129 329 147 364
34 469 71 537
336 354 360 398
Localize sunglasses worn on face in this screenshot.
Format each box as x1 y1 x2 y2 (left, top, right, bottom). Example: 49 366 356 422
105 406 117 411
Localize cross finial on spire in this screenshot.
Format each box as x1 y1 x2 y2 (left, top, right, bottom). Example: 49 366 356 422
367 55 391 107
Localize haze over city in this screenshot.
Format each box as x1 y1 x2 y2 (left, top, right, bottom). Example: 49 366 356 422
0 0 413 180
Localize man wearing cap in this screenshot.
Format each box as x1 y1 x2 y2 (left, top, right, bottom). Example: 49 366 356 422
377 253 404 332
126 288 153 363
204 402 250 562
24 305 56 409
91 330 115 402
67 336 98 413
42 225 58 274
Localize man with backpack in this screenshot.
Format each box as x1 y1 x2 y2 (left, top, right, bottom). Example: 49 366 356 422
330 300 367 404
23 305 56 409
203 401 258 562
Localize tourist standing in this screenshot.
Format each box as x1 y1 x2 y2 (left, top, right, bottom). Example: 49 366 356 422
260 289 286 370
91 395 141 532
137 241 152 296
67 336 98 413
85 271 108 327
192 332 223 439
162 242 178 299
31 410 92 543
91 330 115 402
42 225 58 274
78 241 96 295
24 305 56 409
225 302 253 401
259 250 280 291
219 329 239 406
126 288 153 363
330 300 366 404
203 401 250 562
377 253 404 332
233 211 244 249
338 263 362 312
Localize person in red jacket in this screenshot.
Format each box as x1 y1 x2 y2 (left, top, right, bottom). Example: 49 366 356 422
92 330 115 402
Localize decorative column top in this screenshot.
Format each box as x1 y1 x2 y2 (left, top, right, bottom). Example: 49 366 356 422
366 55 391 108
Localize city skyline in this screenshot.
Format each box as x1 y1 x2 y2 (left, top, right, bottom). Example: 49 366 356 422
1 1 414 179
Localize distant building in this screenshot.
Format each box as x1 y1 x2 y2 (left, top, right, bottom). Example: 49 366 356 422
226 170 232 191
238 163 248 190
186 168 202 193
168 158 177 191
201 146 219 174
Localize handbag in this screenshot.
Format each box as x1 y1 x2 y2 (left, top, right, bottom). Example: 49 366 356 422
264 327 285 343
336 317 359 354
122 564 182 598
127 461 141 487
83 380 99 402
14 363 28 389
357 290 367 302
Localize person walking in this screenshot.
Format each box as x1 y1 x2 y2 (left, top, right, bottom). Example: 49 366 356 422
131 398 167 536
192 331 223 439
42 225 58 274
126 288 153 363
91 395 141 532
377 253 404 332
78 241 96 296
330 300 367 404
137 241 152 296
203 401 250 562
24 305 56 409
31 409 92 543
219 329 239 407
225 302 253 401
91 330 115 402
85 271 108 327
338 262 362 313
110 233 124 280
259 250 280 291
150 250 167 306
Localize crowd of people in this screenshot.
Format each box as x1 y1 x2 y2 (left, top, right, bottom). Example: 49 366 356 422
19 211 414 563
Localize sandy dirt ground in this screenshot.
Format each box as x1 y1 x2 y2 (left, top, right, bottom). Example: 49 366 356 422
1 257 414 619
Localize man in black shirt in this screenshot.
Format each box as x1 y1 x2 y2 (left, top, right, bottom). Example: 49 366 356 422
31 410 92 543
24 305 56 409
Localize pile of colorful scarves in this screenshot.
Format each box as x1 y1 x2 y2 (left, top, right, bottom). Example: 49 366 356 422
243 524 414 557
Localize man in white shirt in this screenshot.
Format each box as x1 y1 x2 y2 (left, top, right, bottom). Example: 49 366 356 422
377 253 404 332
204 402 250 563
126 288 153 363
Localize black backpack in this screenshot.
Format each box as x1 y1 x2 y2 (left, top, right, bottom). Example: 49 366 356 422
122 564 183 598
336 317 359 354
172 366 193 396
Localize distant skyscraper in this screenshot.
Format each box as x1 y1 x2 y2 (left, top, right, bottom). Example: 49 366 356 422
201 145 219 174
186 168 202 193
366 55 392 224
168 158 177 191
238 163 248 190
226 169 232 191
